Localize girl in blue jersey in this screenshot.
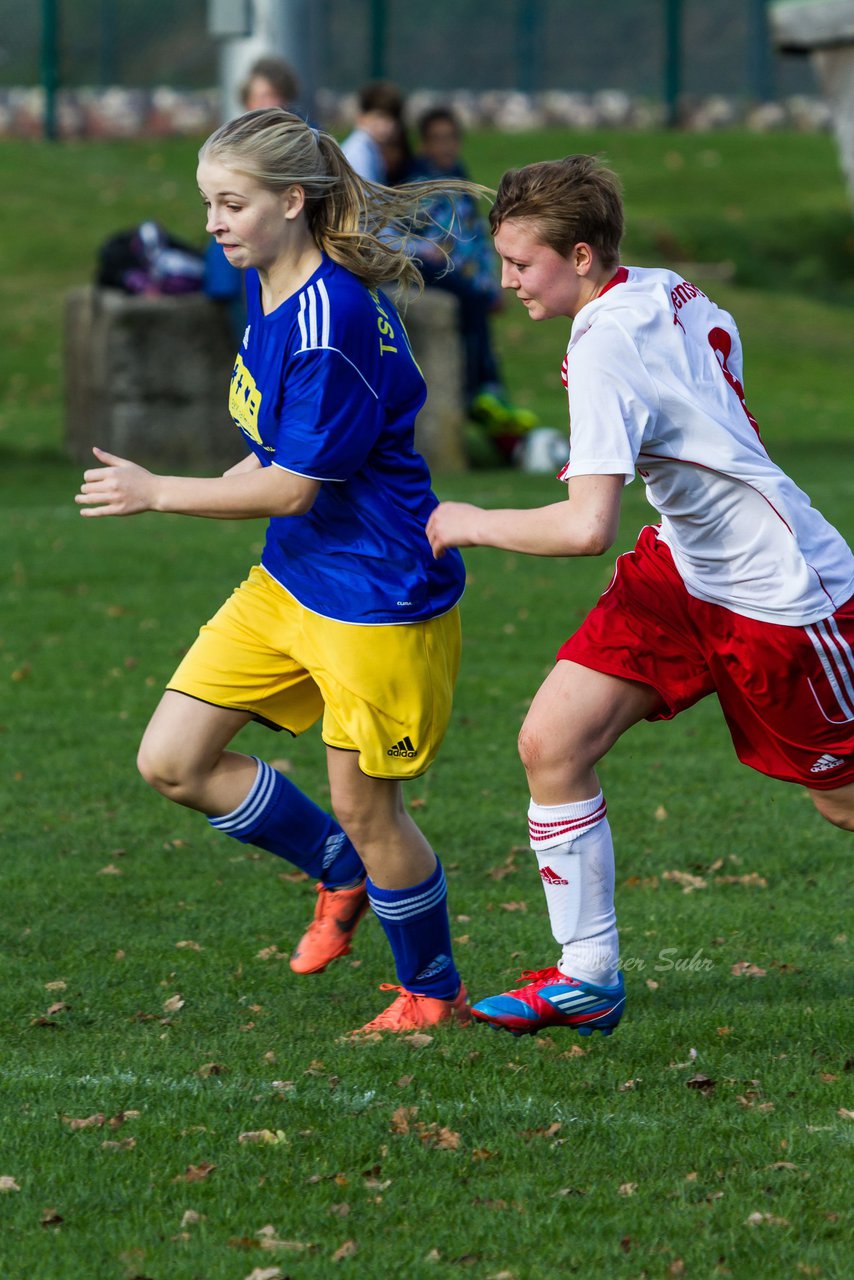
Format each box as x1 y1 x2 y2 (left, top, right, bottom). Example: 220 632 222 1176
76 109 474 1035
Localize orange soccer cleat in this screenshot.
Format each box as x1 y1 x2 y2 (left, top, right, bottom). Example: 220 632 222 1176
289 880 370 975
350 982 471 1035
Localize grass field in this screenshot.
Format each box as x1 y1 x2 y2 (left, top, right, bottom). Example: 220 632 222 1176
1 128 853 1278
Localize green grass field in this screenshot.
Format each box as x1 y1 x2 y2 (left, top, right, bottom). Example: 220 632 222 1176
1 128 853 1278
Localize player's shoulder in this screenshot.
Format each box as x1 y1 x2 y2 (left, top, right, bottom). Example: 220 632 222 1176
294 257 387 356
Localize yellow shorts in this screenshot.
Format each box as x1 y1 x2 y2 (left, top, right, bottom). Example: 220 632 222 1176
167 565 461 780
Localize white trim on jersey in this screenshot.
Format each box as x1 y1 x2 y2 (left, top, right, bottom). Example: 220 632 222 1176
316 277 331 347
297 280 331 351
295 280 380 400
805 618 854 722
271 459 344 484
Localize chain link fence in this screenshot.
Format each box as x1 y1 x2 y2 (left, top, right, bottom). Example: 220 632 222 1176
0 0 818 134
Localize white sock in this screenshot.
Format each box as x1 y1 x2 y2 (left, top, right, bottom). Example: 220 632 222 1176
528 793 619 987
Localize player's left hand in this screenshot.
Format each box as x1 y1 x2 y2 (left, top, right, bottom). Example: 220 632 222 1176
426 500 481 557
76 447 158 517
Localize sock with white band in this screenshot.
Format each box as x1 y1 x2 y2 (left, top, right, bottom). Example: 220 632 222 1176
208 757 365 888
528 792 619 987
367 859 460 999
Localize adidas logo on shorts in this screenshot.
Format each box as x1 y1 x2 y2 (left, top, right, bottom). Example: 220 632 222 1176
387 735 417 759
810 753 845 773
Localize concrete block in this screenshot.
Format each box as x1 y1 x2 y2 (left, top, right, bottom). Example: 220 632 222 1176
64 286 243 470
402 288 468 473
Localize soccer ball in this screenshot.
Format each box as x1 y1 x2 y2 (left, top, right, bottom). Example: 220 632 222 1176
516 427 570 474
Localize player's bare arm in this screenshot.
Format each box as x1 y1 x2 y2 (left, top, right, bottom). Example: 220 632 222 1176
222 451 263 477
427 473 623 559
76 446 320 519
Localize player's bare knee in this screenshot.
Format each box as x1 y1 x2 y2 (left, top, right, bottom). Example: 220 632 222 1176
518 721 547 774
330 795 369 849
811 790 854 832
137 737 193 800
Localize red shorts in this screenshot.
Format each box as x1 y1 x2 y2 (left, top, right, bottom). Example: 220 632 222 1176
558 525 854 790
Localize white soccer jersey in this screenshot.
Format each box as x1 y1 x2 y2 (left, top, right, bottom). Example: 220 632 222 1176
559 265 854 625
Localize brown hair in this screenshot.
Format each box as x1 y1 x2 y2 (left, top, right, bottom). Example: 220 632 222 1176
199 108 489 295
489 155 624 271
357 80 405 118
240 56 300 108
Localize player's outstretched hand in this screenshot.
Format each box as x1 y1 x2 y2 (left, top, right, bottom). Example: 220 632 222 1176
426 501 482 558
76 447 157 517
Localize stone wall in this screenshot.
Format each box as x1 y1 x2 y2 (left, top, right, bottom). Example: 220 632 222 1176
64 285 467 474
65 287 243 471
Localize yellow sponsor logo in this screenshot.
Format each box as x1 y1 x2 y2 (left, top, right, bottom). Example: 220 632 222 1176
229 353 268 447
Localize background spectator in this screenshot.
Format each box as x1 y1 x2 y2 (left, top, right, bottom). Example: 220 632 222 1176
341 80 406 184
203 55 302 337
408 107 536 459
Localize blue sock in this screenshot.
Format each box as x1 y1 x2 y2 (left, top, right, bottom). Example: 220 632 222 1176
367 860 460 999
208 758 365 887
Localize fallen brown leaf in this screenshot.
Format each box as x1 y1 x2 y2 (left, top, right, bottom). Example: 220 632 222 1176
714 872 768 888
238 1130 285 1145
390 1106 417 1134
0 1176 20 1192
173 1162 216 1183
618 1182 638 1196
404 1032 433 1048
416 1123 460 1150
63 1113 105 1131
520 1122 561 1140
162 994 185 1014
107 1109 140 1129
662 869 707 893
332 1239 358 1262
685 1073 716 1093
731 961 766 977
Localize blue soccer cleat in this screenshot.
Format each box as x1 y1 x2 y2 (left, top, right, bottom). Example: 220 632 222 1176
471 966 625 1038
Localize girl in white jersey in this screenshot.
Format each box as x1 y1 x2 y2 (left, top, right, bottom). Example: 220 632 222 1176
76 109 482 1037
427 155 854 1038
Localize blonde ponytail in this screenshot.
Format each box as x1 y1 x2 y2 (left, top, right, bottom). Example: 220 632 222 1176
199 108 491 297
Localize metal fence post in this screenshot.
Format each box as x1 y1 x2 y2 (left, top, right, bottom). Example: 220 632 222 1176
748 0 775 102
370 0 387 79
42 0 59 140
663 0 683 127
516 0 542 95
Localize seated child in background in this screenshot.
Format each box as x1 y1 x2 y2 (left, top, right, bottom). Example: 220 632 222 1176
407 107 536 458
341 80 407 185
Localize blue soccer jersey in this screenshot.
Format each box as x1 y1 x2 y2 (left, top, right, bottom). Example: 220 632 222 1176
228 255 465 625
